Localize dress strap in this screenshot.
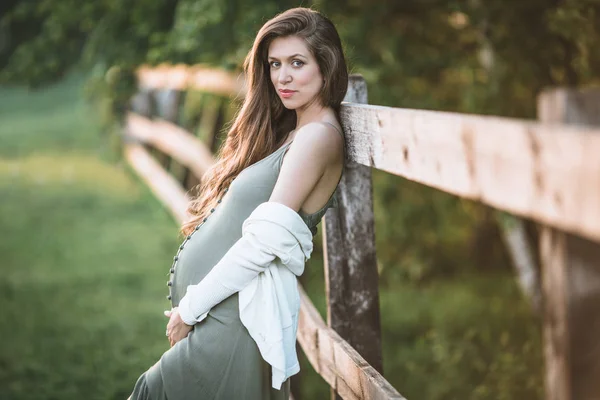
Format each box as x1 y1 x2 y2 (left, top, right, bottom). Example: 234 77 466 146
322 121 345 159
321 121 344 140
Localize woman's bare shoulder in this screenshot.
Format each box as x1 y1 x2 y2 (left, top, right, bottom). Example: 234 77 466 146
292 120 344 162
269 120 344 211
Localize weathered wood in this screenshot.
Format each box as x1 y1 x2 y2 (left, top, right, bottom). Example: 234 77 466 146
188 65 246 98
540 229 600 400
538 88 600 400
130 89 155 117
123 142 189 222
296 285 405 400
125 113 214 180
210 101 227 153
323 75 383 400
540 227 569 400
196 95 223 151
496 214 541 313
338 102 600 242
137 64 245 97
151 89 182 169
155 89 182 123
538 88 600 126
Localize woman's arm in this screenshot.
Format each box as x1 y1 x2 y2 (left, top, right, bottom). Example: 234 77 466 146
269 122 343 212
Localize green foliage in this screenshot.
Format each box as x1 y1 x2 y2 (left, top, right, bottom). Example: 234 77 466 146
373 171 478 284
82 64 137 124
379 274 543 400
4 0 600 103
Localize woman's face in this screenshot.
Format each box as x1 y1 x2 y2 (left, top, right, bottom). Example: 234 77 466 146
268 35 323 110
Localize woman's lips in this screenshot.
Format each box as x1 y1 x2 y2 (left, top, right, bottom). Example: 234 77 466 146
279 89 296 99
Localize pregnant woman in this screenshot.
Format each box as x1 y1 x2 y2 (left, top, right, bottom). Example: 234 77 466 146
129 7 348 399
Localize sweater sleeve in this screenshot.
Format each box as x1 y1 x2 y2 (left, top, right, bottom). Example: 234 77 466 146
177 224 296 326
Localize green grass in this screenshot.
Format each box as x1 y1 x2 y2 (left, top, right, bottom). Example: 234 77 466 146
0 75 104 158
0 75 179 399
0 75 543 400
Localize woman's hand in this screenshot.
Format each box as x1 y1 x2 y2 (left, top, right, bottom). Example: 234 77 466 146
164 307 193 347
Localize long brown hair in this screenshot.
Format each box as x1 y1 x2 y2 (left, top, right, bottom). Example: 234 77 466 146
181 7 348 235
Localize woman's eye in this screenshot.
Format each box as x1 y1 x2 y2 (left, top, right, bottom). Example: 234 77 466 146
269 60 303 68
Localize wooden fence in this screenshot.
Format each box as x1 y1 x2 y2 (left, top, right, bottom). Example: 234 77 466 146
123 63 600 400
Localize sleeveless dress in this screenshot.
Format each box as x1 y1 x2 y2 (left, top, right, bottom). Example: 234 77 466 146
131 123 344 400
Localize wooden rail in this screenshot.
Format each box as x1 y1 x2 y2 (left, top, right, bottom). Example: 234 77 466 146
123 142 190 223
137 63 246 96
297 284 405 400
126 112 215 179
339 103 600 242
123 64 600 400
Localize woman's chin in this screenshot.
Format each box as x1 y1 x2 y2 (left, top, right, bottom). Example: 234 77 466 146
280 98 309 111
280 100 298 110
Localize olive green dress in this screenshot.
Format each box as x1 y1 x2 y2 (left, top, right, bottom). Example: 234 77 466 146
131 124 344 400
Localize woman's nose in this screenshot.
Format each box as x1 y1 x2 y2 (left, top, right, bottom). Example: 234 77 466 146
278 67 291 84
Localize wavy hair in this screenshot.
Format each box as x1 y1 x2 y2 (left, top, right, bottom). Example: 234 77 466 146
181 7 348 235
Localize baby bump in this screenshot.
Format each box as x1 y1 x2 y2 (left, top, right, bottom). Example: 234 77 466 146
170 231 241 306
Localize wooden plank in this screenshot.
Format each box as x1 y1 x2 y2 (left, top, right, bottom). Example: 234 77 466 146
123 143 189 223
188 65 246 98
538 88 600 400
540 227 570 400
154 89 183 123
496 214 541 313
323 75 383 400
296 285 405 400
152 89 182 169
338 102 600 243
125 112 214 180
538 88 600 126
540 229 600 400
136 64 245 97
130 89 155 117
196 94 223 150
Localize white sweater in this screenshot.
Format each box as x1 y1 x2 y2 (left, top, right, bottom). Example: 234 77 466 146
177 201 314 390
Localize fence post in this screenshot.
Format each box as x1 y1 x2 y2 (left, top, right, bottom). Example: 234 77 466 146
152 89 183 169
130 88 155 118
322 74 383 399
537 88 600 400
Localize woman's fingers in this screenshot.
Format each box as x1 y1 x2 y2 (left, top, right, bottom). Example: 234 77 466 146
164 307 191 347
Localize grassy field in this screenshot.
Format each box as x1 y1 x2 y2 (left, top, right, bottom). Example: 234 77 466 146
0 75 180 399
0 75 543 399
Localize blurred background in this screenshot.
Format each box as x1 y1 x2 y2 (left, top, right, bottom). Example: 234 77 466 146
1 0 599 399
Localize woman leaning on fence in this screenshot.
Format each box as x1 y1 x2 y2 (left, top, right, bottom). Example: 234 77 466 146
128 7 348 400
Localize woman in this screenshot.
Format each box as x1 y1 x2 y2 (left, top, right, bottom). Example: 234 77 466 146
129 7 348 399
